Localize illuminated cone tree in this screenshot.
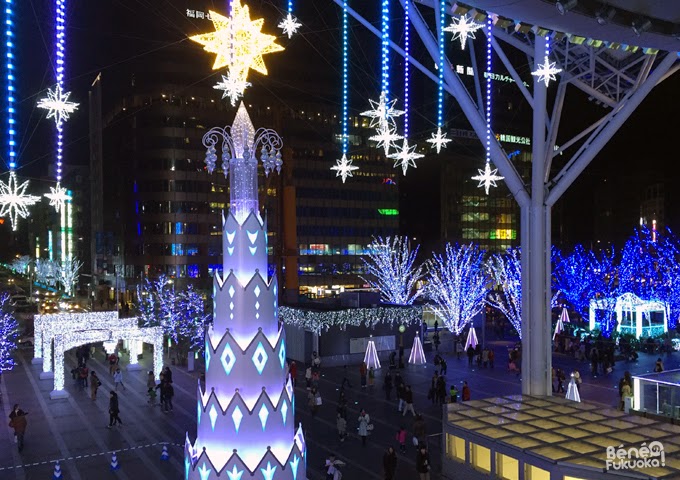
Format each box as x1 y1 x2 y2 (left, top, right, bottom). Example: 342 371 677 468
184 103 306 480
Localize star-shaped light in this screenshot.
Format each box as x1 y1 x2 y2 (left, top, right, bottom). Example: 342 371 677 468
189 3 284 82
370 122 403 155
426 127 451 153
214 73 251 106
226 464 244 480
278 13 302 39
443 14 483 50
37 84 79 126
330 154 359 183
388 138 424 175
472 163 504 195
532 55 562 87
360 93 405 128
44 183 72 213
0 172 40 231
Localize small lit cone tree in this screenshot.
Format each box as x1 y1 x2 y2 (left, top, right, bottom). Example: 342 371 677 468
464 326 479 351
425 243 489 335
364 336 381 369
487 248 522 338
11 255 31 275
57 258 83 296
408 335 426 365
361 236 425 305
0 294 20 372
565 374 581 402
553 315 564 341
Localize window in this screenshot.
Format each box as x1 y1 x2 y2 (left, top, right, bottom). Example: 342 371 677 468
446 434 466 462
525 465 550 480
496 453 518 480
470 443 490 472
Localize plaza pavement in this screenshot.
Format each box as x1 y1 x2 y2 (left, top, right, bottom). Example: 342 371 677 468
1 338 677 480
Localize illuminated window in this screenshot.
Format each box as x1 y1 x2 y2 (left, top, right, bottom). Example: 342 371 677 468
470 443 490 472
309 244 329 255
525 464 550 480
489 229 516 240
446 434 465 462
496 453 518 480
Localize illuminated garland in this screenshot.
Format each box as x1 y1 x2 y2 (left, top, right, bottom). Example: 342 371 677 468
279 306 422 334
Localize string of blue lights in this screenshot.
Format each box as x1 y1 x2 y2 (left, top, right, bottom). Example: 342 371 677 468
485 16 492 167
403 0 410 139
5 0 16 170
55 0 66 183
381 0 389 98
342 0 348 155
436 0 445 132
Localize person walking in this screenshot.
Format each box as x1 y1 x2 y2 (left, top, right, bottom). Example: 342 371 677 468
162 380 174 412
396 382 406 413
383 371 393 400
308 388 320 417
440 358 447 376
462 381 471 401
108 352 118 376
488 348 495 368
163 366 173 384
113 368 126 391
90 371 101 400
360 362 368 388
289 361 297 387
655 358 664 373
336 413 347 442
305 366 312 389
107 391 123 427
436 375 447 404
395 425 407 453
449 384 459 403
79 365 89 388
402 385 416 417
9 405 28 452
368 367 375 388
383 446 398 480
416 445 431 480
466 345 475 366
146 371 157 404
155 373 166 406
556 368 566 393
413 415 427 446
357 409 371 446
336 390 348 419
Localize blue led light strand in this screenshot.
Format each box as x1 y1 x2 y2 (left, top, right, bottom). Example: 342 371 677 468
288 0 293 15
381 0 389 97
403 0 410 138
55 0 65 182
436 0 445 129
342 1 348 154
5 0 15 170
485 16 492 165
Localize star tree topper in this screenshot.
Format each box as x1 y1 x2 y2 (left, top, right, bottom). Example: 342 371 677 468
472 163 504 195
427 127 451 153
278 13 302 39
330 153 359 183
532 55 562 87
388 138 424 175
443 14 483 50
0 172 40 231
37 84 79 126
44 183 72 213
189 3 284 84
214 73 252 106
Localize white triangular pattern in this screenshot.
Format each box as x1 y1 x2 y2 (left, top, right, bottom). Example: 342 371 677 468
226 231 236 244
247 230 258 244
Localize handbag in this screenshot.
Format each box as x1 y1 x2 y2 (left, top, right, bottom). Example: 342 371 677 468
315 396 323 406
412 436 419 447
367 423 374 431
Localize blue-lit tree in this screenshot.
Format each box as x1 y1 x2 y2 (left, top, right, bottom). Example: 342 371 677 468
0 294 19 372
135 275 178 333
10 255 31 275
425 243 489 334
488 248 522 338
175 285 210 355
361 235 425 305
552 245 598 319
589 247 619 337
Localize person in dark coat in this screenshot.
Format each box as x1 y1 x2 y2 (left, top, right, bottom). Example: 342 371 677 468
383 371 393 400
163 366 173 384
466 346 475 366
107 391 123 427
416 445 431 480
383 446 397 480
162 381 174 412
9 405 28 452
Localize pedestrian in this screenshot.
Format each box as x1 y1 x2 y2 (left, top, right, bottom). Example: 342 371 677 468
289 361 297 387
395 425 407 453
8 404 28 452
449 384 458 403
436 375 447 404
383 371 393 400
654 358 664 373
324 455 343 480
462 381 471 401
163 380 174 412
413 414 426 446
402 385 416 417
428 373 438 405
79 365 89 388
90 371 101 400
440 358 447 376
621 380 633 411
488 348 495 368
455 339 463 360
308 388 320 417
305 366 312 389
163 366 173 384
146 370 156 404
482 348 489 368
357 409 371 446
590 348 599 375
475 344 482 367
466 345 475 366
383 446 398 480
311 351 321 372
368 366 375 388
113 368 126 391
336 413 347 442
107 391 123 427
618 371 632 410
360 362 367 388
108 352 118 376
416 445 431 480
556 368 566 393
573 369 582 393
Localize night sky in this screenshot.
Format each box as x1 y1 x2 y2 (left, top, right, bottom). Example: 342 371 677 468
10 0 680 250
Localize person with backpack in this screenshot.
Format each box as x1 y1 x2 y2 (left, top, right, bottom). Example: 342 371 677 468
9 404 28 452
107 391 123 427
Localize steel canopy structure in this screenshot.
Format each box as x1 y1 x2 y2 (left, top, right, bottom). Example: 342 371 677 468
336 0 679 395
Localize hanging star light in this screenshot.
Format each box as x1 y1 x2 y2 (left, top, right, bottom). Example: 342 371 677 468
0 172 40 231
360 93 405 129
472 163 504 195
189 3 284 82
37 84 79 126
278 13 302 39
532 55 562 87
330 153 359 183
427 127 451 154
44 183 71 213
214 73 251 106
370 122 403 155
388 138 423 175
443 14 483 50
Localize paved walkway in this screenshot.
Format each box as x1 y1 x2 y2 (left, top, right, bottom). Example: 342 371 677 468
2 340 677 480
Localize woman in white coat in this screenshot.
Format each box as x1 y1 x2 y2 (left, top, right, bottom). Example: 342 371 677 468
357 409 371 446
